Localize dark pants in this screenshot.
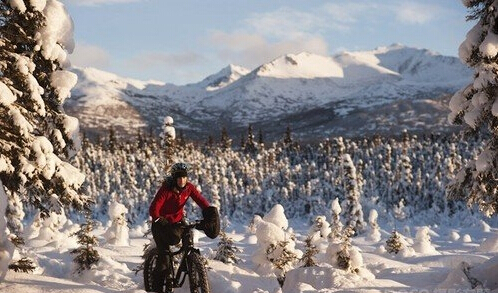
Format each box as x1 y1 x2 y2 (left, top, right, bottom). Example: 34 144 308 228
151 221 184 250
150 221 184 292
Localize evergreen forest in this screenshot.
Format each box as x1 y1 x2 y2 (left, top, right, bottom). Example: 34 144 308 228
64 129 486 228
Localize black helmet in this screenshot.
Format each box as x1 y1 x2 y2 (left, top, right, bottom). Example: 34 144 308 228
170 162 190 178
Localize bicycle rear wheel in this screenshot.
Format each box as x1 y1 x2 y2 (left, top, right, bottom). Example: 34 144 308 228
187 252 210 293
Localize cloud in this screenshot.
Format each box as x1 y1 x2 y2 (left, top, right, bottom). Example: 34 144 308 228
207 7 330 68
321 2 378 31
204 1 446 70
321 1 440 26
70 43 110 68
392 2 441 24
61 0 142 6
208 31 328 69
244 7 329 40
122 51 209 84
126 51 206 70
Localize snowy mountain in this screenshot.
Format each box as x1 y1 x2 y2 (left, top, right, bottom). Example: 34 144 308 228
64 44 473 142
197 64 251 91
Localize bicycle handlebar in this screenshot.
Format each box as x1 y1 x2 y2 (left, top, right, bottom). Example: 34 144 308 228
180 220 204 231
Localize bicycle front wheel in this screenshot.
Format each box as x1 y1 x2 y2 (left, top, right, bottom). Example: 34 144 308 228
187 252 210 293
143 249 158 292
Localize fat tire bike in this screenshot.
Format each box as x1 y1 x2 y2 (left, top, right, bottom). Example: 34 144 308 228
143 221 210 293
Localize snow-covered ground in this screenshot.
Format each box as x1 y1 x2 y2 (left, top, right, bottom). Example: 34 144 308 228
1 204 497 293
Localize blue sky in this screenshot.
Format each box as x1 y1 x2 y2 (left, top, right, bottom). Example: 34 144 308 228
60 0 475 85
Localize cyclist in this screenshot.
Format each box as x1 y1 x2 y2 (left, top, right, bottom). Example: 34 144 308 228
149 162 219 292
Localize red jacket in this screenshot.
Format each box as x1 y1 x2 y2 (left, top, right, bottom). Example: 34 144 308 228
149 180 210 223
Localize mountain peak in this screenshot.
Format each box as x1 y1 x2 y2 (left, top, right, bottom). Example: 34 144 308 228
197 64 250 91
255 52 344 79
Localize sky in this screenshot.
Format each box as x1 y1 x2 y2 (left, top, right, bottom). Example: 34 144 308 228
60 0 475 85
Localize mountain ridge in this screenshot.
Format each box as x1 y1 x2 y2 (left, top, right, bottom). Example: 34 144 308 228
64 44 472 142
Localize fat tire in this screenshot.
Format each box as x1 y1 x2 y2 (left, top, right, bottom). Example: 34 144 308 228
143 248 158 292
187 252 210 293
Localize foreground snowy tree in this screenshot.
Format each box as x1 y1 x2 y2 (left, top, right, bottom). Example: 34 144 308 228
214 230 241 264
0 0 89 279
0 184 14 280
102 202 129 246
70 220 100 274
366 209 381 242
448 0 498 216
326 226 363 273
341 154 365 234
328 198 343 242
252 204 301 286
386 230 404 254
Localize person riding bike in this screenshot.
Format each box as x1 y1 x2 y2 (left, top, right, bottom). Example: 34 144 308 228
149 162 219 292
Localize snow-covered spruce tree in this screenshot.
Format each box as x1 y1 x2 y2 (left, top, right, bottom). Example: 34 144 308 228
0 0 88 279
214 230 241 264
102 202 129 246
244 124 258 155
252 204 300 286
308 215 331 240
341 154 365 234
385 229 404 254
161 116 176 169
266 240 299 286
366 209 381 242
328 197 343 242
335 226 355 271
0 183 14 280
220 127 232 150
447 0 498 217
300 235 319 267
326 225 363 273
70 220 100 274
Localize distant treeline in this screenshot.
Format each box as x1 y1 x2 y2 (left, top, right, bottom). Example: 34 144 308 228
64 128 484 227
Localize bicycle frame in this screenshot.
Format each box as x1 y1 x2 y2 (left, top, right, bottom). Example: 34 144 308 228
166 223 200 288
144 220 210 293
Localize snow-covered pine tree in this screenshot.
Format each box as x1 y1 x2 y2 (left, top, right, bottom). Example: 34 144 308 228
214 230 241 264
266 240 299 286
328 197 343 242
161 116 176 168
282 125 293 151
385 229 404 254
309 215 331 240
103 202 129 246
300 235 319 267
341 154 365 234
220 127 232 150
0 183 14 280
335 226 355 271
244 124 257 155
70 220 100 274
447 0 498 217
366 209 381 242
0 0 89 279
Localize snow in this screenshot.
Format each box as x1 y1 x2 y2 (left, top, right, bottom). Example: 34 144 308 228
162 116 176 141
0 82 16 106
256 52 344 79
480 32 498 58
1 202 498 293
0 182 15 281
2 0 498 291
51 70 78 103
199 64 251 91
7 0 26 12
37 0 75 64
